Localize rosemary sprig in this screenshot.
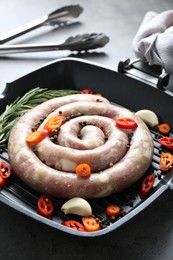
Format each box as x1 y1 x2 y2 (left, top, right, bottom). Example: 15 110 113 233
0 87 80 149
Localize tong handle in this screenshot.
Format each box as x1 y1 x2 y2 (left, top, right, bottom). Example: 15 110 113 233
0 5 83 44
0 16 47 44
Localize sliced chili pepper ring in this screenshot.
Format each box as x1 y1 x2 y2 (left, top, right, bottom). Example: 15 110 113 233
37 195 54 218
106 204 121 217
160 152 173 171
116 118 138 130
81 89 93 94
76 163 91 177
140 174 155 199
0 161 11 179
26 129 48 144
158 123 171 135
62 220 86 232
158 137 173 150
43 116 66 134
82 216 100 232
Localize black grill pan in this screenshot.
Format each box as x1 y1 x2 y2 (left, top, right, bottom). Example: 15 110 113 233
0 57 173 237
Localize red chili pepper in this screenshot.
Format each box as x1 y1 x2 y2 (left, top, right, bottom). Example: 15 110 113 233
26 129 48 144
0 161 11 179
75 163 91 177
160 152 173 171
81 89 93 94
140 174 155 199
62 220 86 232
158 123 171 135
43 116 66 134
0 176 7 187
116 118 138 130
82 216 100 232
159 137 173 150
37 195 54 218
106 204 121 217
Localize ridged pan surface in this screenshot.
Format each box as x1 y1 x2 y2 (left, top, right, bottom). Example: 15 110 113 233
0 58 172 237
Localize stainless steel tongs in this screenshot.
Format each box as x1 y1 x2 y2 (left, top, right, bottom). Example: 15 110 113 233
0 5 83 44
0 33 109 54
0 5 109 54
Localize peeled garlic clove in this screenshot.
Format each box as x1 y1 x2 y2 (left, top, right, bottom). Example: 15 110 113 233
61 197 92 216
135 109 159 128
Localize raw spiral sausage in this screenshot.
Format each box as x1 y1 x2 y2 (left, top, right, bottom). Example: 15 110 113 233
8 94 154 198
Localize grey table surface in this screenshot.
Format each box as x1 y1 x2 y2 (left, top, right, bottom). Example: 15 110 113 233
0 1 173 259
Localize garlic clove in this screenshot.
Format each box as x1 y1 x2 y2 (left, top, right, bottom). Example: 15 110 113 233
135 109 159 128
61 197 92 216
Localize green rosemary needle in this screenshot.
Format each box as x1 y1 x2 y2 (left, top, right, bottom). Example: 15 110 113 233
0 87 80 149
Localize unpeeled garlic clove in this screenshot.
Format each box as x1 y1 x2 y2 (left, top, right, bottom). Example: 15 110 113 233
135 109 159 128
61 197 92 216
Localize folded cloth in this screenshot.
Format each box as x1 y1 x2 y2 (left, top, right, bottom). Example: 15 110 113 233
132 10 173 76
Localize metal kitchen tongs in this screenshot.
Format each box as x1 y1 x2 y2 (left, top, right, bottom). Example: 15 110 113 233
0 5 109 54
0 5 84 44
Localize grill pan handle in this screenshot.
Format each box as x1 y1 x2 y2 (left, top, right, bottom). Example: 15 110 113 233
118 57 169 90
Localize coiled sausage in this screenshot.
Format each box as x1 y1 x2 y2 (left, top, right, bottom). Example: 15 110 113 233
8 94 153 198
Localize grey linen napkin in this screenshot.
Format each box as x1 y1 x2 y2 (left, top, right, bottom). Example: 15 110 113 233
132 10 173 90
